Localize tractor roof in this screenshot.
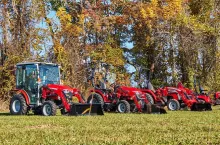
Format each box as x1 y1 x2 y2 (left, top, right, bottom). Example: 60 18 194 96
16 62 59 66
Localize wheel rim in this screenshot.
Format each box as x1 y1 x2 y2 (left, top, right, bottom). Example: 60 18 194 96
43 104 52 116
12 100 21 113
169 101 177 110
118 103 126 113
146 94 154 104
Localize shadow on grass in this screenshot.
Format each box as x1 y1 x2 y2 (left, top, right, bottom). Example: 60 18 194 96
0 112 37 116
0 112 10 116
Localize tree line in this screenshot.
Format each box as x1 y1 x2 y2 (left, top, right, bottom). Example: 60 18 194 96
0 0 219 100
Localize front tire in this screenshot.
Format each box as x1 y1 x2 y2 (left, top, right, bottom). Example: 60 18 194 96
167 99 180 111
42 101 57 116
9 94 28 115
117 100 130 113
146 93 155 104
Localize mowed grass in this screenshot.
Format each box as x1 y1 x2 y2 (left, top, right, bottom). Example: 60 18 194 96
1 107 220 145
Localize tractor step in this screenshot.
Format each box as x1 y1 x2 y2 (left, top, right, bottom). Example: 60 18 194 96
69 103 104 116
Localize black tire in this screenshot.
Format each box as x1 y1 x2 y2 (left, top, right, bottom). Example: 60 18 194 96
41 101 57 116
117 100 130 113
87 93 104 105
167 99 180 111
146 93 155 104
9 94 28 115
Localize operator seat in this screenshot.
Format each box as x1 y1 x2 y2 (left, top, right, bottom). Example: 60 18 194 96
28 71 38 94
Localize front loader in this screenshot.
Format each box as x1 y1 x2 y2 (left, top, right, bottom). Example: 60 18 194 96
138 66 212 111
9 62 104 116
87 62 166 114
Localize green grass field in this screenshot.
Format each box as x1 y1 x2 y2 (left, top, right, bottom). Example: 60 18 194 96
1 107 220 145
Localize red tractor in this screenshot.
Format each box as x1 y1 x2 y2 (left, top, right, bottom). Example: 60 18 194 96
138 68 211 111
86 62 166 114
214 92 220 105
138 68 166 106
161 82 212 111
9 62 104 116
179 80 212 108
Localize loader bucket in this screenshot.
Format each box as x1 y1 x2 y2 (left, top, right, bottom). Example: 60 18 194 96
69 103 104 116
142 104 167 114
191 103 212 111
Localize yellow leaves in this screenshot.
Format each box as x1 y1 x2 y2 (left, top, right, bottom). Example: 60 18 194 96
56 7 83 36
137 2 158 29
105 46 125 67
146 36 151 41
54 41 64 53
56 7 72 23
91 37 125 67
140 8 147 19
151 0 158 6
140 2 157 20
177 14 215 33
162 0 184 20
78 14 85 25
53 40 68 67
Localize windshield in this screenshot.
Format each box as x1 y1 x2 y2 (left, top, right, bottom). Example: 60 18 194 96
39 64 60 85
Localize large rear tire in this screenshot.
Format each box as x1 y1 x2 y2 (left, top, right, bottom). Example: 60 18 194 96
42 101 57 116
87 93 104 105
146 93 155 104
117 100 130 113
9 94 28 115
167 99 180 111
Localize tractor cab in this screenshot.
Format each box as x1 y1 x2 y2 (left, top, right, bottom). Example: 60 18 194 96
16 62 61 104
10 61 104 116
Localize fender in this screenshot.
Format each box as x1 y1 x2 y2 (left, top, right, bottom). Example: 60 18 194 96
214 92 220 99
17 89 30 105
90 89 107 102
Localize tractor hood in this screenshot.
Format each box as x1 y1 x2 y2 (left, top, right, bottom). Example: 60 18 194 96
46 84 80 94
167 87 181 93
44 84 85 103
197 94 212 103
117 86 144 97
